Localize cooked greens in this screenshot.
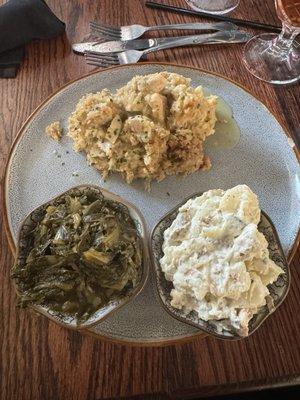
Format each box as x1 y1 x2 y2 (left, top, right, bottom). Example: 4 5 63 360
12 191 142 323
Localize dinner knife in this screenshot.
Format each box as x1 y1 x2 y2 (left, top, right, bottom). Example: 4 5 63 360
73 38 154 54
73 31 252 55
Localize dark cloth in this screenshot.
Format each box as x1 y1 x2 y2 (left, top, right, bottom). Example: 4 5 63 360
0 0 65 78
0 47 25 78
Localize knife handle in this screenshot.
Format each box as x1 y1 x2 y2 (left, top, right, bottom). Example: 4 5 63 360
143 31 248 55
146 21 237 32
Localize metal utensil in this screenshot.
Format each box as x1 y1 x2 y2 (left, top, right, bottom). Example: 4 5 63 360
89 20 237 41
73 38 160 54
85 30 252 67
73 26 242 54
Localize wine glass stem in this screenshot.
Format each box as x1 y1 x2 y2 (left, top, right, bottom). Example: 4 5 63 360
273 23 299 53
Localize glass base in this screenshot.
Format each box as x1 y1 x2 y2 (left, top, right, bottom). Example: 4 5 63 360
185 0 240 15
243 33 300 85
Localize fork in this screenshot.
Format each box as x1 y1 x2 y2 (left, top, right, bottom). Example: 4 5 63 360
89 21 237 41
85 30 252 68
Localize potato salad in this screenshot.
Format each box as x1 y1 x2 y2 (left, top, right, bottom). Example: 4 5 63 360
160 185 283 336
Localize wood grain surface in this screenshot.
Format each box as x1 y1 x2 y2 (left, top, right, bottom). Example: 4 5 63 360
0 1 300 399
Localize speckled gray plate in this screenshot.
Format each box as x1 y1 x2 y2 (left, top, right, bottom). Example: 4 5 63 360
4 63 300 345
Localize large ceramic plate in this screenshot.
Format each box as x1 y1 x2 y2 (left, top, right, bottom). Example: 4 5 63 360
4 63 300 345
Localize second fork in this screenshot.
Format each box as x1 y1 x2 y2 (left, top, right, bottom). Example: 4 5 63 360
85 30 252 67
89 21 237 40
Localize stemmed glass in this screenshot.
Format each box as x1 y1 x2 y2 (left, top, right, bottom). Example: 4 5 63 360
185 0 240 15
243 0 300 84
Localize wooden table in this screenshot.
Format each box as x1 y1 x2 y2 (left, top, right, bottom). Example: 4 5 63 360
1 1 300 399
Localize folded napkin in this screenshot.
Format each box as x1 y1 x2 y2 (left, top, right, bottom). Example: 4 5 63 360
0 0 65 78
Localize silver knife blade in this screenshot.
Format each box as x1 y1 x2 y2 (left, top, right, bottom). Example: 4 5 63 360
72 39 154 54
73 31 251 55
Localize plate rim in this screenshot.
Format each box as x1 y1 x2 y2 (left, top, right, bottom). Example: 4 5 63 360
3 62 300 346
